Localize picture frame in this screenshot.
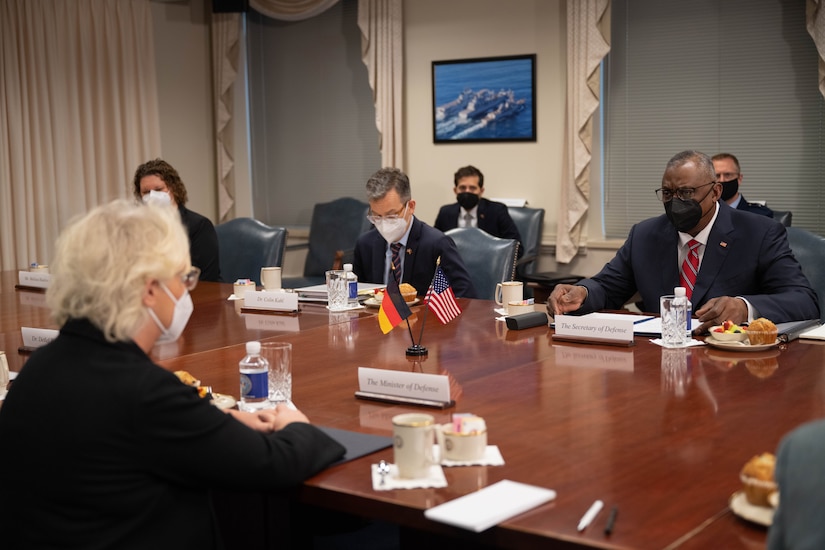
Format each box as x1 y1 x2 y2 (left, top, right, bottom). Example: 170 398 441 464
432 54 536 143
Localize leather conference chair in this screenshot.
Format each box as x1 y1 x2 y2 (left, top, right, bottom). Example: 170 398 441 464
215 218 287 286
507 206 584 300
773 210 792 227
786 227 825 322
282 197 371 289
445 227 518 301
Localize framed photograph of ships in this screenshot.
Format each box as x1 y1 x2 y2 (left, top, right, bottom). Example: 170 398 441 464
432 54 536 143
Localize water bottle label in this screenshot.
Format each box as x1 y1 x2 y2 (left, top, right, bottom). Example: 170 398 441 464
240 371 268 399
348 281 358 300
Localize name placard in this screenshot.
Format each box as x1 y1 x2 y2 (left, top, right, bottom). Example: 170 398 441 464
21 327 59 349
356 367 452 408
18 271 51 289
243 290 299 312
553 314 635 345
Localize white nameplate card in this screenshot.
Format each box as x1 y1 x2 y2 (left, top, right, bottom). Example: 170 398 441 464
21 327 59 349
244 313 300 332
355 367 453 408
18 271 51 289
243 290 299 312
552 314 635 346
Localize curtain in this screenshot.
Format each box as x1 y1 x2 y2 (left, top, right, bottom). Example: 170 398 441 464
0 0 161 271
357 0 403 169
556 0 610 264
212 13 241 223
809 0 825 99
250 0 339 21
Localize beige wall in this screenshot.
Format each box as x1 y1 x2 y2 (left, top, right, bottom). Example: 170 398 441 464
150 0 616 280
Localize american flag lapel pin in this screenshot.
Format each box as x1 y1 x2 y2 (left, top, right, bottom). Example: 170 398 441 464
720 241 728 248
406 248 412 255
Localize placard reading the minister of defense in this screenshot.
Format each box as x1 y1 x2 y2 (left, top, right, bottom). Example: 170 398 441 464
554 314 635 343
243 290 298 312
358 367 450 404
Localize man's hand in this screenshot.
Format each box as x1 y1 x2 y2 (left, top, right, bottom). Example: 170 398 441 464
547 284 587 317
693 296 748 335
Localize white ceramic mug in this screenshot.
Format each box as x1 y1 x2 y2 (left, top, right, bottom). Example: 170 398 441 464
233 279 256 298
260 267 282 291
507 301 535 316
495 281 523 311
437 424 487 462
392 413 436 479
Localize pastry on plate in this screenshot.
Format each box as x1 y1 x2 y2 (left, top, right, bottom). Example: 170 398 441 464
399 283 417 303
740 452 777 507
747 318 778 345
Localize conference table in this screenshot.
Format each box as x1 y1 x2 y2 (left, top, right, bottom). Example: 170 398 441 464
4 270 825 549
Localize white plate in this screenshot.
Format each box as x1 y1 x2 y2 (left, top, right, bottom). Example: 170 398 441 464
364 297 420 308
729 491 774 526
211 393 237 410
705 336 780 352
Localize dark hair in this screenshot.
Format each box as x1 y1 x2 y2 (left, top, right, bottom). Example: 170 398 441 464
453 165 484 188
365 168 411 203
132 159 188 206
711 152 741 172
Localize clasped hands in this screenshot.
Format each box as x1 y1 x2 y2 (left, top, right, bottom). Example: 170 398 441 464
227 403 310 433
547 284 748 336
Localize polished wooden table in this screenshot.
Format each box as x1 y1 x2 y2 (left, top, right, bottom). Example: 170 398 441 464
4 271 823 549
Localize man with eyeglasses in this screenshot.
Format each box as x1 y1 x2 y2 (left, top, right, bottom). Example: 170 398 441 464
712 153 773 218
353 168 476 298
547 150 818 333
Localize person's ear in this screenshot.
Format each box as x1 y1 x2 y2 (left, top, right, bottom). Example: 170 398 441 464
407 199 416 216
453 186 460 196
142 279 159 308
477 187 485 197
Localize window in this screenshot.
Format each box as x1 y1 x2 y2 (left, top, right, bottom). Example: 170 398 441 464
603 0 824 238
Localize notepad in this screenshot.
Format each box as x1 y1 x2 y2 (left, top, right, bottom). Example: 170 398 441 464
424 479 556 532
799 323 825 341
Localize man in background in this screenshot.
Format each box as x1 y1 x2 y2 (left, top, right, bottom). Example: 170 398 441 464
353 168 476 298
434 165 522 254
712 153 773 218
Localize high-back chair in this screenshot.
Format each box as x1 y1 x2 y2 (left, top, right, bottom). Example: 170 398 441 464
786 227 825 322
282 197 371 289
507 206 584 299
445 227 518 301
215 218 287 286
773 210 793 227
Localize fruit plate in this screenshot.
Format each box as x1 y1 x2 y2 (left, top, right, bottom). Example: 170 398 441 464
704 336 780 352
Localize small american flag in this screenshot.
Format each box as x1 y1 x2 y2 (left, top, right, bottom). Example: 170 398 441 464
426 266 461 324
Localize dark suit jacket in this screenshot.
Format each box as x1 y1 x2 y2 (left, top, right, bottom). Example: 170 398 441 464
180 205 222 282
353 217 476 298
577 201 819 322
768 418 825 550
434 198 523 256
736 194 774 218
0 319 345 549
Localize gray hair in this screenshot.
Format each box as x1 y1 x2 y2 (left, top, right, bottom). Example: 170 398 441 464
666 150 716 182
46 199 190 343
365 168 411 203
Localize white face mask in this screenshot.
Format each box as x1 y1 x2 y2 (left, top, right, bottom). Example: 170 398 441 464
142 189 173 207
146 283 194 344
373 204 409 244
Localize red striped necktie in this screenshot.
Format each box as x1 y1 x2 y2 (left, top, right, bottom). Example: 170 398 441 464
679 239 701 299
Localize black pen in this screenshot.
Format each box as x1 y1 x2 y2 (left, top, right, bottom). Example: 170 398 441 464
604 506 618 535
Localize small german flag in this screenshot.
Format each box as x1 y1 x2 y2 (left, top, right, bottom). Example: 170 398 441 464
378 274 413 334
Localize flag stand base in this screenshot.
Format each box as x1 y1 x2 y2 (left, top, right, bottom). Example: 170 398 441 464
405 344 428 357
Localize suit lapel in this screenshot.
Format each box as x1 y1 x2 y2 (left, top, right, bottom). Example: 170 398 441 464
657 224 680 297
403 218 423 284
691 205 735 306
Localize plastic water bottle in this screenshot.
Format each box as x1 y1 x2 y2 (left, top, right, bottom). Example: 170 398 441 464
685 296 693 340
661 287 689 347
238 341 271 411
344 263 358 306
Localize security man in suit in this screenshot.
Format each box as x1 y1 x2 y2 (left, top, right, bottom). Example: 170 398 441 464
712 153 773 218
434 165 522 255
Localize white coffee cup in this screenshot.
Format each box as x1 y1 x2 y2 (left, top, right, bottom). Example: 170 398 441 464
233 279 255 298
437 424 487 462
495 281 523 311
392 413 436 479
507 300 535 316
260 267 282 291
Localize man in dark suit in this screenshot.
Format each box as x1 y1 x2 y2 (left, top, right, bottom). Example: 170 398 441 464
353 168 476 298
712 153 774 218
768 418 825 549
434 165 522 255
547 150 818 334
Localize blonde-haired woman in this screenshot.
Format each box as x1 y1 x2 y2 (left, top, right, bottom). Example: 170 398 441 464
0 200 343 548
